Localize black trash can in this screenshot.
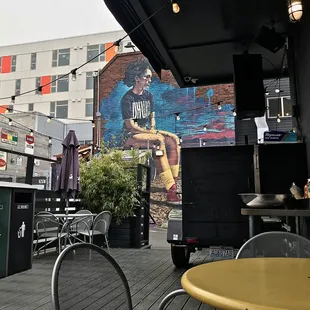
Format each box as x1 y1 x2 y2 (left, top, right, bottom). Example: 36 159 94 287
0 182 37 278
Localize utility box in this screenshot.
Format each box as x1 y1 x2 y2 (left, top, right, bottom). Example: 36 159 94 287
0 182 37 278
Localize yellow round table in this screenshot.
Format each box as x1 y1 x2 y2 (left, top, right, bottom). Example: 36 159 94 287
181 258 310 310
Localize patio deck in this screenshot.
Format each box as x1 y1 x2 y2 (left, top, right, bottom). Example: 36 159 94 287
0 248 234 310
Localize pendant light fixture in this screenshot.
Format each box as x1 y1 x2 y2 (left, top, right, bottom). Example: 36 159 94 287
288 0 303 22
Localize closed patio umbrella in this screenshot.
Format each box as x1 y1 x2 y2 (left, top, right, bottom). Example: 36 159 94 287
55 130 80 213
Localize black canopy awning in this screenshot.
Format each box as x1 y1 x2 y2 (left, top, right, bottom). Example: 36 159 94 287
105 0 291 87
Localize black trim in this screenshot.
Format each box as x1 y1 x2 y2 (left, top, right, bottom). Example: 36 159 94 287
51 243 133 310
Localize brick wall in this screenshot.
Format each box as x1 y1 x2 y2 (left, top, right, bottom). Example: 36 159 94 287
94 52 235 145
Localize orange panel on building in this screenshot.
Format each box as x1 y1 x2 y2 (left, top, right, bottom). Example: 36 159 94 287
105 43 116 62
0 105 8 114
40 76 52 94
1 56 11 73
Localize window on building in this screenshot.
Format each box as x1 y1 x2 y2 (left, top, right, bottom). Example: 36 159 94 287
11 55 16 72
15 79 21 95
28 103 34 112
85 98 93 117
87 44 105 63
267 97 292 118
50 101 68 118
35 77 41 94
52 48 70 67
31 53 36 70
86 72 94 89
51 75 69 92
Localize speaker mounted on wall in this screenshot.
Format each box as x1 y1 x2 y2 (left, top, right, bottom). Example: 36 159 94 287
256 26 286 54
233 53 266 120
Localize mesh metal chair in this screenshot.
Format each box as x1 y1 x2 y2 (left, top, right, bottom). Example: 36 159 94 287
34 211 66 257
79 211 112 254
236 231 310 259
51 243 132 310
69 210 93 243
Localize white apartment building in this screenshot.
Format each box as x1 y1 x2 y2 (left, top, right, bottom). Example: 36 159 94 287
0 30 133 123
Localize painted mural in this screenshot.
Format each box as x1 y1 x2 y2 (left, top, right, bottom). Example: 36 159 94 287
100 56 235 206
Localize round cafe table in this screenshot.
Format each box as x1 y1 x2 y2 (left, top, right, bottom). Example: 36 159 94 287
181 258 310 310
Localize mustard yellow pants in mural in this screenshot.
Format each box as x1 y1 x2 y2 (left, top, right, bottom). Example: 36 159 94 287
125 130 180 190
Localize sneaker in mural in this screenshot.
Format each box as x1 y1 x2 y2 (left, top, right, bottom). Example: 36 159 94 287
167 184 182 205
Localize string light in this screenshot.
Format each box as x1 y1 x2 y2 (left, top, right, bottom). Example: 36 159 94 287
92 121 95 128
217 103 222 110
232 109 237 117
175 113 181 121
71 69 77 81
203 126 207 132
47 116 52 123
30 129 34 136
8 118 12 126
114 40 121 53
179 136 183 143
48 137 52 144
277 115 281 123
11 96 15 104
171 0 180 13
0 1 171 103
275 89 280 93
37 86 43 96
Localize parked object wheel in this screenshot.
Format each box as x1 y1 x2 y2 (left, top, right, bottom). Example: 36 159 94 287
171 245 190 268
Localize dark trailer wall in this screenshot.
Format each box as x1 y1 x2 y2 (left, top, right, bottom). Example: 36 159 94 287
181 146 253 247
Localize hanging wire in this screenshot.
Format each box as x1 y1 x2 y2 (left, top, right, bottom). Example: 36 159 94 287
0 0 171 102
0 113 63 142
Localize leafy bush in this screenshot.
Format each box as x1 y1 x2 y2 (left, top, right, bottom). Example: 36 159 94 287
79 149 141 224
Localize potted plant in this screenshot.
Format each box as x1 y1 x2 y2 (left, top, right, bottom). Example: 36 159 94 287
79 147 151 247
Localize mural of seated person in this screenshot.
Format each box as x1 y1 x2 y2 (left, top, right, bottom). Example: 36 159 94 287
121 58 181 205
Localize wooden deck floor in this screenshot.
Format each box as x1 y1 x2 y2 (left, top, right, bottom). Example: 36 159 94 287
0 248 234 310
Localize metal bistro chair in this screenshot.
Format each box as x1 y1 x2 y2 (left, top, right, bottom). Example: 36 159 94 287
69 209 93 243
79 211 112 254
34 211 66 257
236 231 310 259
51 243 132 310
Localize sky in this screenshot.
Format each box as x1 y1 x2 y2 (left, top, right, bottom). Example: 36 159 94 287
0 0 122 46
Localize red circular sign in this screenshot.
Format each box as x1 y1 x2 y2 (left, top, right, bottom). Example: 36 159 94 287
0 159 6 167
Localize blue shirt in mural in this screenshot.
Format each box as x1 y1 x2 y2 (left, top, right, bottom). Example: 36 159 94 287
121 89 154 129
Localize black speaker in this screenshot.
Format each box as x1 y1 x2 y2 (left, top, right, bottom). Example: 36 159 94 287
233 54 266 120
256 26 285 54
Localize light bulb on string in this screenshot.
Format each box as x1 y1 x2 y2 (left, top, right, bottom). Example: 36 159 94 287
47 116 52 123
30 130 34 136
48 137 52 144
175 113 181 121
277 115 281 123
11 96 15 104
203 142 206 146
8 119 12 126
171 0 180 13
71 69 77 81
114 39 121 53
232 109 237 117
203 126 207 132
92 120 95 128
37 86 43 96
179 136 183 143
217 103 222 110
275 89 280 93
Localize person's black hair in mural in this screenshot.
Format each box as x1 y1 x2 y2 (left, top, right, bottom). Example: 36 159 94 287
121 58 181 205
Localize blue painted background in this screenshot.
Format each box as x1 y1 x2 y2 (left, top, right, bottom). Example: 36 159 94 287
100 77 235 147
